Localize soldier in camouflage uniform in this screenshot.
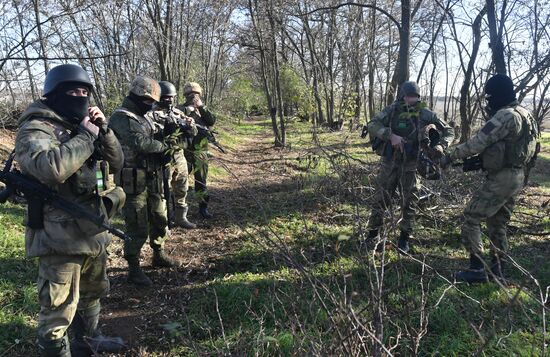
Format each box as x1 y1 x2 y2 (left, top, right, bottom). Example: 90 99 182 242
15 64 126 356
180 82 217 219
149 81 198 228
109 76 177 286
366 81 454 253
442 74 539 283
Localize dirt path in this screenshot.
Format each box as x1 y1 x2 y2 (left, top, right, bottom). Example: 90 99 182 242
101 118 298 354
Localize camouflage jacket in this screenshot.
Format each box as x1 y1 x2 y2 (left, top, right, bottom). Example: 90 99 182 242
148 105 198 150
448 101 538 169
368 101 454 162
179 103 217 150
109 97 167 171
15 100 124 257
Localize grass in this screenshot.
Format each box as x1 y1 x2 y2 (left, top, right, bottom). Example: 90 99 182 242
0 201 37 354
1 118 549 356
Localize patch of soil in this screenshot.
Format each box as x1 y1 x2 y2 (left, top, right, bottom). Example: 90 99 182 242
100 119 311 355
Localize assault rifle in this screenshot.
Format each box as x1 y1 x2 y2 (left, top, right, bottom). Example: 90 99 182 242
452 154 483 172
0 152 132 242
196 124 225 153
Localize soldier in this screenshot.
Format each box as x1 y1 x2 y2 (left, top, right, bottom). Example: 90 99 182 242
149 81 198 228
180 82 217 219
366 81 454 253
441 74 538 283
15 64 126 356
109 76 177 286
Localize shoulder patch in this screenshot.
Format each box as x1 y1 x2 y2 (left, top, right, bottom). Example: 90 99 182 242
481 121 496 135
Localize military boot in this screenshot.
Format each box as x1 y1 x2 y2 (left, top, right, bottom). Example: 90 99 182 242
174 206 196 229
38 334 71 357
152 248 178 268
126 256 152 286
70 306 126 355
397 230 411 254
455 254 488 283
199 202 213 219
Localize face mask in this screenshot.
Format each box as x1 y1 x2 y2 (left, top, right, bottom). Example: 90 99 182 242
47 92 90 124
129 93 154 115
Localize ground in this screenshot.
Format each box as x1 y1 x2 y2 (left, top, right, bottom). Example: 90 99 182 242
0 117 549 356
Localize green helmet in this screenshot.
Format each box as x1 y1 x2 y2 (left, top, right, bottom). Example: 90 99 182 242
183 82 202 96
43 64 93 97
159 81 177 97
130 76 161 102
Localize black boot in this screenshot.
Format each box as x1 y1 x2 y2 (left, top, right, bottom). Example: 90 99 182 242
455 254 488 283
490 254 506 283
199 202 213 219
152 248 178 268
362 229 379 249
126 256 152 286
397 230 411 254
70 305 126 355
38 334 71 357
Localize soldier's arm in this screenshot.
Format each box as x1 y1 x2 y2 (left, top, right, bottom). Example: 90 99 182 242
97 128 124 174
431 112 454 149
448 111 519 161
110 115 166 155
367 105 393 141
198 107 216 126
15 120 95 185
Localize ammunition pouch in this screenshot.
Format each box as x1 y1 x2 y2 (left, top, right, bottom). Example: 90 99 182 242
100 186 126 219
74 195 109 236
116 167 147 195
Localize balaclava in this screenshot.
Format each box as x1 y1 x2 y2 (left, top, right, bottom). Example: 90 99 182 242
128 92 154 116
484 74 516 116
46 82 90 124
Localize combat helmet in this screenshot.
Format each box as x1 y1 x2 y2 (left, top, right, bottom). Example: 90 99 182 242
43 64 93 97
183 82 202 96
159 81 177 97
130 76 161 102
399 81 420 99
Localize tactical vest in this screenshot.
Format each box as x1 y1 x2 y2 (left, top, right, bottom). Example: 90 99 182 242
482 106 538 171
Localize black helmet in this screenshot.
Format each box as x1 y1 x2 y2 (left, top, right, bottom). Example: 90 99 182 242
43 64 93 97
159 81 177 97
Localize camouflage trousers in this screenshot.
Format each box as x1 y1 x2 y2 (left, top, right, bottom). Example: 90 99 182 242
185 148 209 200
122 185 168 258
368 158 419 234
170 149 189 209
37 250 109 340
461 168 524 256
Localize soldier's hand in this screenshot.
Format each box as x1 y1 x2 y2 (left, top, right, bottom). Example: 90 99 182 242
88 106 107 126
389 133 405 152
429 144 444 160
79 116 100 138
193 94 204 108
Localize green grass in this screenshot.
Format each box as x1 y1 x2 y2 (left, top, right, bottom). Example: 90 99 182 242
1 118 549 356
0 202 37 354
